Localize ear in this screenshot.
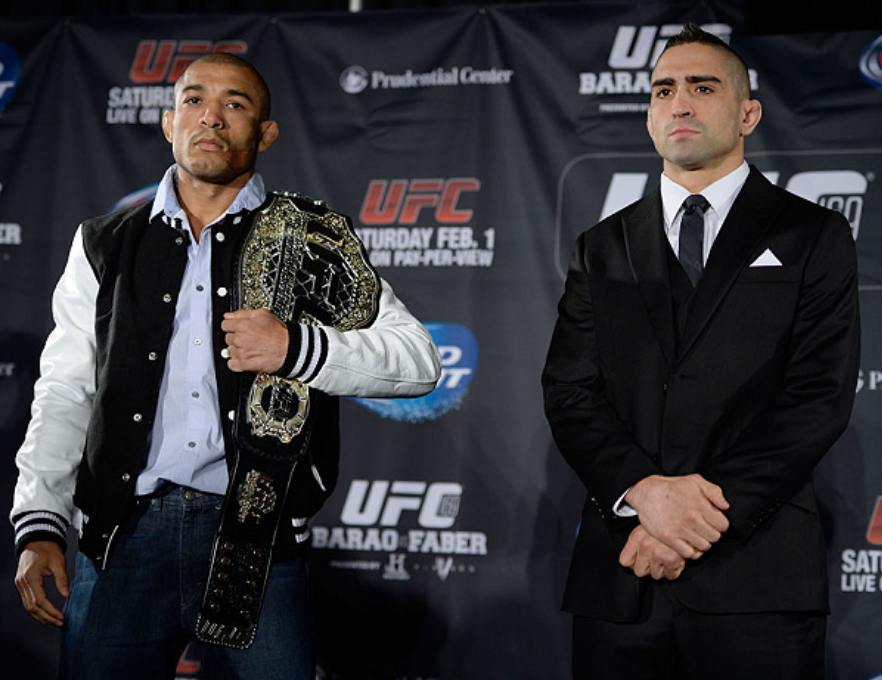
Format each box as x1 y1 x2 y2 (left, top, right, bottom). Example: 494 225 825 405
257 119 280 152
740 99 762 138
161 109 175 143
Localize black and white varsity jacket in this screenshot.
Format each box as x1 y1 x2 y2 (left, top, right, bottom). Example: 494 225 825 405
11 196 440 566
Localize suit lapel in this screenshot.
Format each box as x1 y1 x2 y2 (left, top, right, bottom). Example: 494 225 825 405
678 167 786 360
622 191 677 367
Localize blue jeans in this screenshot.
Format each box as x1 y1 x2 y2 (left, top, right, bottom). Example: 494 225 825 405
60 485 314 679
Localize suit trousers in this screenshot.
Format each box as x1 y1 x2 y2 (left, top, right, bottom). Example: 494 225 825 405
60 484 314 680
572 579 825 680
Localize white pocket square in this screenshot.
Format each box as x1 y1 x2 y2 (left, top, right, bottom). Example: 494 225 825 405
749 249 782 267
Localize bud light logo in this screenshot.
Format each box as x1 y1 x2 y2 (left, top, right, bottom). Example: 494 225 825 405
108 184 159 214
351 323 477 422
859 34 882 91
0 41 21 114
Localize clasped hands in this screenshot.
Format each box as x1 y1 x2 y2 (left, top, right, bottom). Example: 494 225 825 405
618 474 729 581
221 308 288 374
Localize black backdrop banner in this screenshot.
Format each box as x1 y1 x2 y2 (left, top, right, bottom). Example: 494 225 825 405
2 4 881 679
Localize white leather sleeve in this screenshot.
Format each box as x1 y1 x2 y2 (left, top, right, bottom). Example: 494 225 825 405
309 278 441 398
11 227 97 529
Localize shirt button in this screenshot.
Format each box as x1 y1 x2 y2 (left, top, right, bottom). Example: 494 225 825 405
191 391 199 399
217 287 228 297
121 473 131 482
133 413 143 422
228 410 235 421
233 215 243 225
162 293 173 303
194 338 202 346
196 284 204 292
148 352 157 361
221 348 230 359
188 441 196 448
216 232 226 242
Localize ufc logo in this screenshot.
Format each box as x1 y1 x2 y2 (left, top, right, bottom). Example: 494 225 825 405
609 24 731 69
359 178 480 225
340 480 462 528
773 170 867 239
129 40 247 84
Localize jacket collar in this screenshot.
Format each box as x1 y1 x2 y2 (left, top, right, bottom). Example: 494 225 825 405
149 164 267 226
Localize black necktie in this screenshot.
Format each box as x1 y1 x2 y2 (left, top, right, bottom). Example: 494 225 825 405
679 194 710 286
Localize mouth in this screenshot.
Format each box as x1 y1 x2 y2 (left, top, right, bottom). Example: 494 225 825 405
668 126 700 139
192 134 228 151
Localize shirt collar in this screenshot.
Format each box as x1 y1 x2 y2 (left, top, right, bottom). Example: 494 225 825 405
149 164 267 226
660 161 750 229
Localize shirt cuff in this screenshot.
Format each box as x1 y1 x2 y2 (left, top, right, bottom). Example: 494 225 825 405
613 488 638 517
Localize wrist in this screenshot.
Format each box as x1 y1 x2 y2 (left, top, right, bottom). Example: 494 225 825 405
625 475 662 513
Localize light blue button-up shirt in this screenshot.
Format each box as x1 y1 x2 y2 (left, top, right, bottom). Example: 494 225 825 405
135 165 267 496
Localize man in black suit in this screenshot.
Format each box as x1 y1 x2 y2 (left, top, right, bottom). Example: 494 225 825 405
542 24 859 679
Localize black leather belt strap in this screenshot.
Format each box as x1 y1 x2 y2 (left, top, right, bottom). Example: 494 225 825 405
195 429 311 649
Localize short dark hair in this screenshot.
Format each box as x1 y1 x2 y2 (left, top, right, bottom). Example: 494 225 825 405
658 23 751 100
175 52 271 121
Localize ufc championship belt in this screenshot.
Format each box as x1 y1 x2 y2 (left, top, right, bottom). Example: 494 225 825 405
196 192 379 649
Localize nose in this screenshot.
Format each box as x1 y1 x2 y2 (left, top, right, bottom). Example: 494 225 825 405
672 91 693 118
199 102 224 129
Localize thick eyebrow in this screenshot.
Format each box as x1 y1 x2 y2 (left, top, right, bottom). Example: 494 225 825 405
179 84 255 105
651 74 723 89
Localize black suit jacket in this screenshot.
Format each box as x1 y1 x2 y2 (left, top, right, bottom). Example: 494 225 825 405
542 167 860 621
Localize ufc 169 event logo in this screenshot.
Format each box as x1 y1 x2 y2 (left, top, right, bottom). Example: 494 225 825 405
354 178 495 268
311 479 488 582
350 323 478 422
578 23 758 114
106 39 246 125
554 152 873 280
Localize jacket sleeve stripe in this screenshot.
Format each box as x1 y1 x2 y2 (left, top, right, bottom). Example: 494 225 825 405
14 510 69 533
302 327 328 383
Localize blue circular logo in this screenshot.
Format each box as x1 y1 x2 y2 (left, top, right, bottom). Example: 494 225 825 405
859 34 882 91
0 41 21 114
350 322 478 422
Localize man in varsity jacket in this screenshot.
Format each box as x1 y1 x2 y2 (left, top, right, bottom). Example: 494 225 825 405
11 53 440 679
